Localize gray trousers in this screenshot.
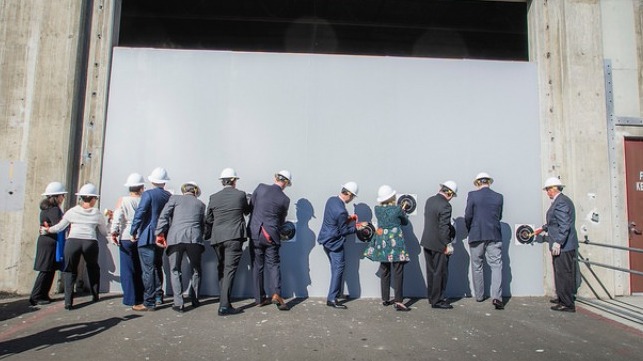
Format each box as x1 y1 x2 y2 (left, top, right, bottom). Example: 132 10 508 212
167 243 203 307
469 240 503 301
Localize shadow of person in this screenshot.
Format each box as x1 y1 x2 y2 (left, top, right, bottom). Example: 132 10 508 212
500 222 513 302
445 217 472 301
97 234 119 293
343 202 373 300
280 198 315 299
0 314 141 356
401 221 427 298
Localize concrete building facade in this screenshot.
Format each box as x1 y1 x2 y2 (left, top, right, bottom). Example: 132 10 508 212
1 0 642 299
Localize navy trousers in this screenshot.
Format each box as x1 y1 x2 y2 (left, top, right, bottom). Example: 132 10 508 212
139 244 164 308
324 245 345 302
119 240 144 306
250 235 281 303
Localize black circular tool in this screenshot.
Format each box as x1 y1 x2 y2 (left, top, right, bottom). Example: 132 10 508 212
516 224 535 244
356 222 376 242
397 194 417 214
279 221 296 241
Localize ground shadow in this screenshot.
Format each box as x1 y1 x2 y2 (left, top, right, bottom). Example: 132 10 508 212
0 314 141 357
281 198 316 299
343 202 373 299
445 217 472 299
401 221 427 298
500 222 513 297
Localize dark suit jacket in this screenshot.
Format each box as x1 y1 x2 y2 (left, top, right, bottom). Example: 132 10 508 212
317 196 356 252
464 187 503 243
248 183 290 245
544 193 578 252
204 186 250 244
420 193 453 252
130 186 171 247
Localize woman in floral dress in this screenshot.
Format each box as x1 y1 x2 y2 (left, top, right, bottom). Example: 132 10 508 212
364 185 410 311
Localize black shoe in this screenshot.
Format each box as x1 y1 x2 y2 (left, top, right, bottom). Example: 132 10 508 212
218 306 243 316
28 298 37 306
551 304 575 313
172 305 185 313
256 298 272 307
326 300 347 309
92 295 99 303
36 299 51 305
492 299 504 310
394 303 410 312
64 304 73 310
382 300 393 306
432 301 453 309
549 298 561 304
192 299 201 308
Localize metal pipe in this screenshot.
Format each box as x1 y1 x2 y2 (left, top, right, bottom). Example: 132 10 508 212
582 237 643 254
577 258 643 277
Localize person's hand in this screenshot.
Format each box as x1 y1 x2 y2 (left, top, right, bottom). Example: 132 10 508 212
534 227 543 236
444 243 454 255
155 234 167 248
356 222 368 230
348 214 358 223
551 242 561 256
39 221 50 235
131 233 138 241
111 232 120 246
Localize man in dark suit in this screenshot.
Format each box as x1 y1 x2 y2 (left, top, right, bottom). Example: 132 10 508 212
248 170 292 311
420 181 458 309
535 177 579 313
464 172 505 310
317 182 366 309
204 168 251 316
130 167 172 312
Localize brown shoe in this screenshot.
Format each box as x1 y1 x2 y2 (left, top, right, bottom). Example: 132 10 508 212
272 294 290 311
132 304 154 312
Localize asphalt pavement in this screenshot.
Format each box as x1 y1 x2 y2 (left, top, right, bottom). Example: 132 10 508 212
0 294 642 361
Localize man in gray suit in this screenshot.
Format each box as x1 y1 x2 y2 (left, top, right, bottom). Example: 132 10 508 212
204 168 251 316
464 172 504 310
535 177 579 313
420 181 458 309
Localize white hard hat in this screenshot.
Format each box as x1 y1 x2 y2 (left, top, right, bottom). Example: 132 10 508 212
124 173 145 187
276 170 292 185
543 177 564 190
147 167 170 184
76 183 100 197
377 185 397 203
219 168 239 180
42 181 67 196
474 172 493 185
440 180 458 196
342 181 359 197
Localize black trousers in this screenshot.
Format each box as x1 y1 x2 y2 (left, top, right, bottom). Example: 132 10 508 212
30 271 56 303
553 249 576 308
380 262 405 303
213 239 244 308
424 248 449 305
63 238 100 306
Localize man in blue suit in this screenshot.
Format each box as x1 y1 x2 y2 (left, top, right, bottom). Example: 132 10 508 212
248 170 292 311
535 177 579 313
464 172 504 310
130 167 171 311
317 182 366 309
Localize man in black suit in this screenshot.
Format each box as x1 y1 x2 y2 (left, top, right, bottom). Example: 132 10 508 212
248 170 292 311
420 181 458 309
535 177 579 313
205 168 251 316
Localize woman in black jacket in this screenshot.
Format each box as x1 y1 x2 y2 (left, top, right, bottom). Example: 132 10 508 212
29 182 67 306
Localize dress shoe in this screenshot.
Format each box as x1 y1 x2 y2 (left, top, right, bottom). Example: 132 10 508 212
432 301 453 309
172 305 185 313
64 304 74 310
28 298 37 306
272 294 290 311
549 298 561 304
326 300 347 309
218 306 243 316
492 299 504 310
550 304 575 313
92 295 99 303
382 300 393 306
36 299 51 305
393 303 410 312
191 298 201 308
256 298 272 307
132 304 154 312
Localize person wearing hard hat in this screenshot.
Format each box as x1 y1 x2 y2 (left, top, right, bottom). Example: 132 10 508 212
464 172 505 310
130 167 172 312
41 183 108 310
155 181 206 313
317 181 367 309
363 185 411 311
204 168 251 316
29 182 67 307
247 170 292 311
534 177 579 313
420 181 458 309
110 173 145 307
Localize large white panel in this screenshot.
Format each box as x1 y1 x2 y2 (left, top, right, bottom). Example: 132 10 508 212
101 48 544 299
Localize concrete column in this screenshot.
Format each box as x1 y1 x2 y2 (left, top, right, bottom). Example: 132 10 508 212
528 0 615 298
0 1 85 292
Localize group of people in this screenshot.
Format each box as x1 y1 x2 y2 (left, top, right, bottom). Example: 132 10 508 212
30 167 579 315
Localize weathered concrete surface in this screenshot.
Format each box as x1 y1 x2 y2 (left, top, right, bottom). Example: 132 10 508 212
0 295 641 361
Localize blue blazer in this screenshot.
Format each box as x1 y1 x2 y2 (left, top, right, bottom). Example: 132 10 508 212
464 187 503 243
543 193 579 252
248 183 290 245
317 196 356 252
130 187 171 247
